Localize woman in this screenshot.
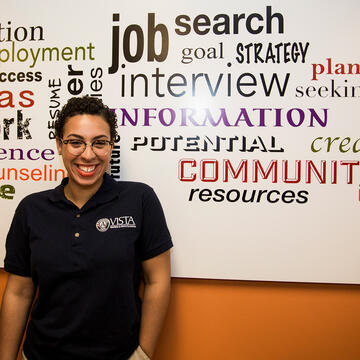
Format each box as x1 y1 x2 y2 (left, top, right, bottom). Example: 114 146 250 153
0 96 173 360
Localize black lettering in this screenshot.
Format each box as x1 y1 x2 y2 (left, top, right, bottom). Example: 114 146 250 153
193 15 211 35
267 190 280 203
148 13 169 62
236 73 257 97
188 188 200 201
296 190 309 204
226 189 240 202
266 6 284 34
213 14 229 35
256 189 267 202
260 73 290 97
175 15 191 35
295 86 303 97
109 13 120 74
213 188 225 202
281 190 295 203
124 25 144 62
199 188 212 201
242 189 256 203
246 13 264 34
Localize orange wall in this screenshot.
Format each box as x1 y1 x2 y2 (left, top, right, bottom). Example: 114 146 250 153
1 269 360 360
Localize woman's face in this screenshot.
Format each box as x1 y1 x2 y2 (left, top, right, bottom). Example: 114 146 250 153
56 114 112 190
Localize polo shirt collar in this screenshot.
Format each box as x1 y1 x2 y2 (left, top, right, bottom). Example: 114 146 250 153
48 173 119 209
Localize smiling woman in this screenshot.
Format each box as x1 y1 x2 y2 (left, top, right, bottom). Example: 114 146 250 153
0 96 173 360
56 113 114 205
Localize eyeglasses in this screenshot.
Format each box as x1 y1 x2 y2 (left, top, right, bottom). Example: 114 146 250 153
60 138 114 156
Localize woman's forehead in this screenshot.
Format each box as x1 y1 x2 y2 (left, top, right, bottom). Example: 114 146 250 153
63 114 111 137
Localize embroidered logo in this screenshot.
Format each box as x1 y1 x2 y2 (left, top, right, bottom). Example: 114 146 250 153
96 216 136 232
96 218 110 232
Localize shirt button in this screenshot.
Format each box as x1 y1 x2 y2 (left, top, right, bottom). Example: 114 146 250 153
76 214 81 218
75 232 80 238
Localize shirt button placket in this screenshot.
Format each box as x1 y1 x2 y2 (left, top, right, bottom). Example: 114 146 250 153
71 211 84 271
74 213 81 240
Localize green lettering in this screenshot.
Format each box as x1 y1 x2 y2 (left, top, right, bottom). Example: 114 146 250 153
0 184 15 199
339 137 351 153
61 47 73 61
42 47 60 61
311 137 322 152
29 47 41 68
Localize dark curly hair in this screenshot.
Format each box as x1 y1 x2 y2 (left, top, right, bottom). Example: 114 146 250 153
55 96 118 140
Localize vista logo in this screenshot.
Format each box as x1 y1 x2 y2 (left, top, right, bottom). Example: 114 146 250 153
96 216 136 232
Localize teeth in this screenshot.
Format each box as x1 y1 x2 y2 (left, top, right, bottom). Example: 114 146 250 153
78 165 96 172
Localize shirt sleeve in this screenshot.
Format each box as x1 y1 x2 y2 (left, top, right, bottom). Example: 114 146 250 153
138 187 173 261
4 200 32 277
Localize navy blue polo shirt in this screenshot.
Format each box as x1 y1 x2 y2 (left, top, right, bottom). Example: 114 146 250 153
4 174 172 360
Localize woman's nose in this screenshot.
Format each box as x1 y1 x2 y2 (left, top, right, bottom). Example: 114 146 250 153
80 144 97 159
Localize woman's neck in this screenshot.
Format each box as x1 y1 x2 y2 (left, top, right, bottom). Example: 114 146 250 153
64 178 103 209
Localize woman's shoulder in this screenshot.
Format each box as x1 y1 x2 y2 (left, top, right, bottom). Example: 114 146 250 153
116 180 153 191
105 174 153 193
106 177 159 202
17 187 56 208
